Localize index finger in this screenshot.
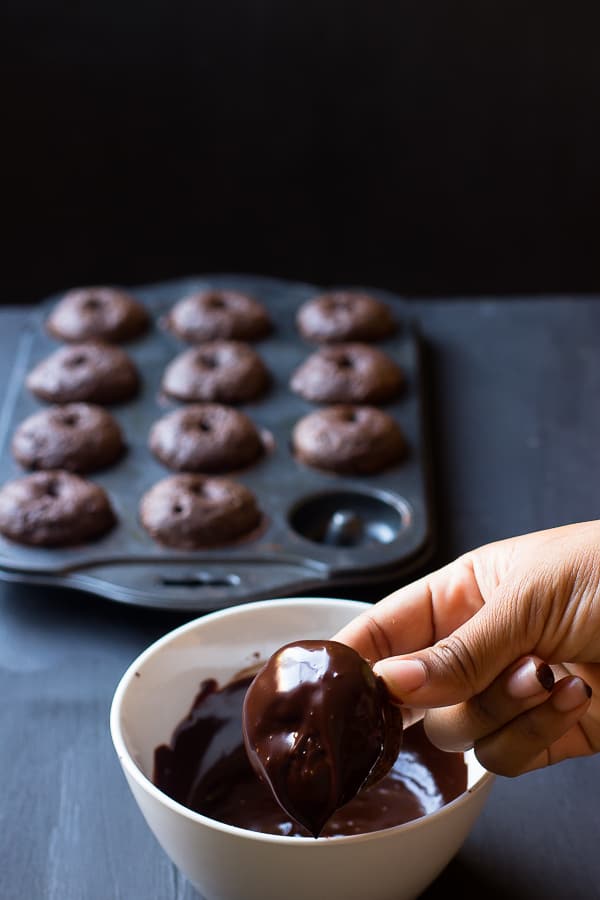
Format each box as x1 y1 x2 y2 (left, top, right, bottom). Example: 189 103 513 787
333 555 485 662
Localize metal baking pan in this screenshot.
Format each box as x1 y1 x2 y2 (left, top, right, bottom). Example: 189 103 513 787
0 274 436 610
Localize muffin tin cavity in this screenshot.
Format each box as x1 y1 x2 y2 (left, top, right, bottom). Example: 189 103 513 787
0 275 435 610
288 490 410 547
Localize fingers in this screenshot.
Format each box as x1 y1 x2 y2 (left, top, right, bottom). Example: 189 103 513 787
373 580 537 708
338 548 542 711
335 527 543 664
335 521 600 775
419 658 592 777
334 554 486 662
424 656 556 752
473 676 593 776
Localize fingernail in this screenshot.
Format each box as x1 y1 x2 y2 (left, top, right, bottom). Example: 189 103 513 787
552 677 592 712
373 658 428 697
506 658 554 699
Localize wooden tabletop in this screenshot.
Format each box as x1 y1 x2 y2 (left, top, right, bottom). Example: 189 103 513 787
2 295 600 899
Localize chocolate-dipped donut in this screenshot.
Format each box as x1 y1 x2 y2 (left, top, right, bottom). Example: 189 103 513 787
161 341 270 404
296 291 397 343
163 289 272 343
290 343 405 404
242 639 403 837
292 405 406 474
46 286 149 343
12 403 124 473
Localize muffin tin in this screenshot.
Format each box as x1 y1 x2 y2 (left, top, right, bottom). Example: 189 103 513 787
0 275 435 611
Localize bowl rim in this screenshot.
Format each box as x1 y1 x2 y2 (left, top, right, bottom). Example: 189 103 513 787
110 596 496 847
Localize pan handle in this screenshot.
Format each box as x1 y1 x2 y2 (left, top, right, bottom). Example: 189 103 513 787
32 559 333 611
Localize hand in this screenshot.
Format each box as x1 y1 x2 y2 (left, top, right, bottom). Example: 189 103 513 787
334 521 600 776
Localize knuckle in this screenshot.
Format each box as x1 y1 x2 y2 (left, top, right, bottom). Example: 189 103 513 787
362 613 393 661
516 715 546 742
466 691 500 732
432 633 479 689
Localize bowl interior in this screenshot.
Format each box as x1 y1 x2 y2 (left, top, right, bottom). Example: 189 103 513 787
112 596 489 800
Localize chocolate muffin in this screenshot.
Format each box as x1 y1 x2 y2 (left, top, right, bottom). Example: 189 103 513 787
292 405 406 474
139 473 261 548
26 342 140 405
0 470 116 547
46 286 149 343
296 291 397 343
161 341 270 404
149 404 264 473
163 288 272 343
12 403 124 473
290 343 405 404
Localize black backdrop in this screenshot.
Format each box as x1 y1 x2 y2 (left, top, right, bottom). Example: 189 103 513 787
4 0 600 304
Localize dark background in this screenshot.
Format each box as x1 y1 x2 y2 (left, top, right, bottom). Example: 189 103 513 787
4 0 600 305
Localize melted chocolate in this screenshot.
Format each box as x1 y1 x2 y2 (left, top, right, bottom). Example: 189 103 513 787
153 673 468 839
242 640 403 836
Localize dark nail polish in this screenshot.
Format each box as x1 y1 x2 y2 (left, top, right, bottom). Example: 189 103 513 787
536 662 555 693
584 681 593 698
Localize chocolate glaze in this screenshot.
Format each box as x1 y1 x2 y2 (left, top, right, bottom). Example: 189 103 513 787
153 672 468 840
242 640 403 837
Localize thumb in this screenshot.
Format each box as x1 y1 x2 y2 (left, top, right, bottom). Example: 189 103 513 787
373 592 532 708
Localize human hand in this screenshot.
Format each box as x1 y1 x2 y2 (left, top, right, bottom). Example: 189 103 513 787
335 521 600 776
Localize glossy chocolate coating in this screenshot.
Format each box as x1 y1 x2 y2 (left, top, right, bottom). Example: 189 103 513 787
153 674 467 839
241 640 403 837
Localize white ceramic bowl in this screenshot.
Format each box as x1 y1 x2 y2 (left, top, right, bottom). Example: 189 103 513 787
110 597 495 900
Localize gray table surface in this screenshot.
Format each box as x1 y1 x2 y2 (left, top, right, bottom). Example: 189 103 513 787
2 295 600 900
